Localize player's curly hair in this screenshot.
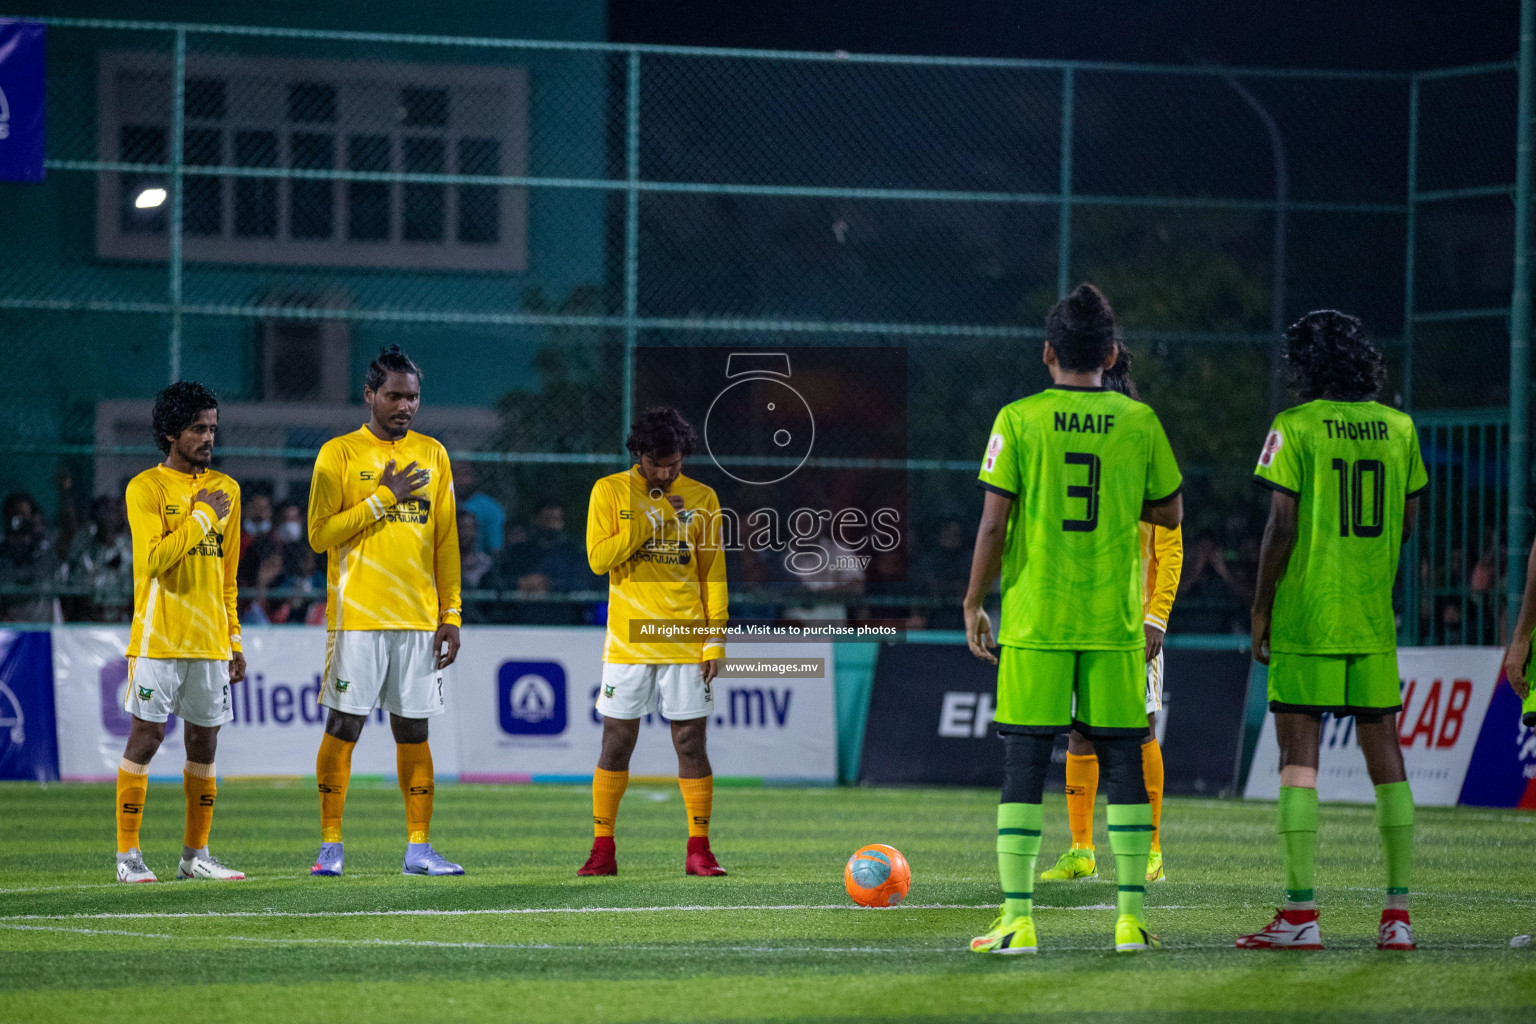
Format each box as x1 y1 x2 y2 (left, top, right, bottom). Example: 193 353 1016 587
1047 283 1121 373
1102 343 1140 400
1284 310 1385 402
364 344 423 393
626 406 697 460
151 381 218 454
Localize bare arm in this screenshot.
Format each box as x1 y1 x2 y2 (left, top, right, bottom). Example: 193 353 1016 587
1141 492 1183 530
1503 534 1536 697
1401 494 1419 543
962 489 1012 664
1249 489 1299 665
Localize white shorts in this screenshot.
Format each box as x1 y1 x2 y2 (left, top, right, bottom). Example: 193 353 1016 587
1145 649 1165 715
320 630 445 719
125 657 232 728
596 662 713 721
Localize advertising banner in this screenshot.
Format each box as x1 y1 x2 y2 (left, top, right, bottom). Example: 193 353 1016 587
1458 671 1536 808
52 627 448 780
51 626 831 783
452 627 837 782
0 21 45 182
0 629 57 780
1243 647 1504 805
858 641 1251 792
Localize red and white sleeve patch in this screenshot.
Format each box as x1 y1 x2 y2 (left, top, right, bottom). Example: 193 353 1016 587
983 433 1005 473
1258 429 1283 468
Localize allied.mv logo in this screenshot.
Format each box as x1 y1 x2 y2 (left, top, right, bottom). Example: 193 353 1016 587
497 661 568 736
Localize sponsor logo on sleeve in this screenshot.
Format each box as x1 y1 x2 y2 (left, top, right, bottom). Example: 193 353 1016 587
1258 430 1284 468
983 433 1004 473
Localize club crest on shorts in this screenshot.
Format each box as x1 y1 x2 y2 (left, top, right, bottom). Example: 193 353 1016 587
603 683 616 698
1258 430 1284 468
335 679 351 693
136 685 153 701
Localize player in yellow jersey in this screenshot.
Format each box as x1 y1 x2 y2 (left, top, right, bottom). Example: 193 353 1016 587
578 407 729 877
307 346 464 878
1039 346 1182 885
115 382 246 884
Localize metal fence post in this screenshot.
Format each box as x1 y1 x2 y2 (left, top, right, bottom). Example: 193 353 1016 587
621 49 640 456
1402 76 1421 643
1056 65 1074 299
1510 0 1534 636
1403 76 1419 412
168 27 185 384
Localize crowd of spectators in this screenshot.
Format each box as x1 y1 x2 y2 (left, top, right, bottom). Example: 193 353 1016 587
11 464 1483 638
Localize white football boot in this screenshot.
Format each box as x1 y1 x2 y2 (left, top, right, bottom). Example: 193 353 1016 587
177 848 247 881
115 848 157 884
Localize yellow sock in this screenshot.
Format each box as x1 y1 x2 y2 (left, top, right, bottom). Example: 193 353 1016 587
396 741 435 844
316 733 354 843
678 775 714 838
116 759 150 854
592 767 629 837
1143 736 1165 852
183 761 217 850
1065 752 1099 851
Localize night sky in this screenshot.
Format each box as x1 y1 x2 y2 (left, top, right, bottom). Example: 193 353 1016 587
611 0 1520 72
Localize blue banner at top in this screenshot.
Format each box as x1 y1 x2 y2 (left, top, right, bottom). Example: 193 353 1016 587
0 20 45 183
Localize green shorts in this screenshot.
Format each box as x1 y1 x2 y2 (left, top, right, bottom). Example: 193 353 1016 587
995 645 1148 738
1267 650 1402 717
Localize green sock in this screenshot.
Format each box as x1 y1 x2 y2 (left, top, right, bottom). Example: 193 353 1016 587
1278 785 1319 906
1106 803 1154 920
997 802 1043 920
1374 781 1414 907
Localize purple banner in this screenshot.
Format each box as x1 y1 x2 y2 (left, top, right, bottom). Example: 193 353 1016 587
0 20 45 183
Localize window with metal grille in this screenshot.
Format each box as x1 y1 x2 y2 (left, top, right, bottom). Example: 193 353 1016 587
96 53 528 272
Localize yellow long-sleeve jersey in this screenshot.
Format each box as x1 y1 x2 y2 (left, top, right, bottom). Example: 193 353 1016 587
587 467 728 664
1140 522 1183 632
126 465 241 660
307 426 461 632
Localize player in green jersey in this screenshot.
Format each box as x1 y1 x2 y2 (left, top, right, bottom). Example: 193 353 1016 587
1240 310 1427 953
964 284 1183 955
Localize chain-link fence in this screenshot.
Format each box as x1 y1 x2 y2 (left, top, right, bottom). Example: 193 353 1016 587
0 18 1521 637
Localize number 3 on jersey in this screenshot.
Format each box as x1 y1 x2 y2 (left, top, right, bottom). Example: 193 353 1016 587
1063 452 1101 532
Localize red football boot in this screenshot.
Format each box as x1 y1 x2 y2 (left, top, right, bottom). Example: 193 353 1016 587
1378 908 1417 950
685 836 727 876
1236 908 1324 950
577 836 617 876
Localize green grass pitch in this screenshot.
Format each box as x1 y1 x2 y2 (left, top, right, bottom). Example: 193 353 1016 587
3 780 1536 1023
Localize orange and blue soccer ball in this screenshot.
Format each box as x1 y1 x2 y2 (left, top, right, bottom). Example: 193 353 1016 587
844 844 911 907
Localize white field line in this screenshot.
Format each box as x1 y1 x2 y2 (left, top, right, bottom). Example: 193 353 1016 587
0 902 1200 922
0 922 1518 954
0 872 411 895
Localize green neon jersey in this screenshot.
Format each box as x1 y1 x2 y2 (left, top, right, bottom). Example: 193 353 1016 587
977 386 1182 650
1253 399 1429 654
